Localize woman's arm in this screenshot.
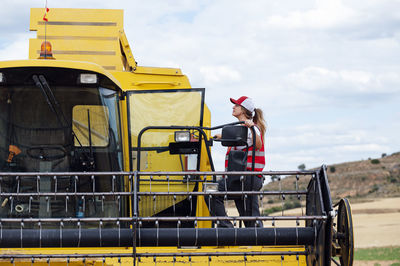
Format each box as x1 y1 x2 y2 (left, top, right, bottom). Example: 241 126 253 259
254 133 262 150
244 120 262 150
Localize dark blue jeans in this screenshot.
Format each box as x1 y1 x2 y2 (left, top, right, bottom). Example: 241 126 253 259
208 175 263 228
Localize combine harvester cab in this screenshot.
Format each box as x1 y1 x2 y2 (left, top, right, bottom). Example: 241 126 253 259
0 8 353 266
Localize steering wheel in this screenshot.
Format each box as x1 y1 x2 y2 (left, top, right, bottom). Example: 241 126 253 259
26 145 67 161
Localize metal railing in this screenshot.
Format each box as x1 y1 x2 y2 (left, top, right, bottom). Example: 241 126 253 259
0 168 331 265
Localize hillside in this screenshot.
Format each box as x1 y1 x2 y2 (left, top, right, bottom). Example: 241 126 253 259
263 152 400 203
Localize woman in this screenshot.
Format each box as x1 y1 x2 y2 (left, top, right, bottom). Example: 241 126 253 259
211 96 266 228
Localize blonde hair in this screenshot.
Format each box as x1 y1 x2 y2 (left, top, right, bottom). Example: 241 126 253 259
242 107 267 137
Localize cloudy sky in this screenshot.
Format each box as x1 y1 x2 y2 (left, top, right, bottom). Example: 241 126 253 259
1 0 399 171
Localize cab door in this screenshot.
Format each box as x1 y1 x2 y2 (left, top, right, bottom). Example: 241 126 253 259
126 88 205 171
126 88 205 220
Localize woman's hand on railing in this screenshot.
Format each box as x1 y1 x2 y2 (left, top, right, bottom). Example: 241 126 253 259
213 134 221 139
244 119 255 128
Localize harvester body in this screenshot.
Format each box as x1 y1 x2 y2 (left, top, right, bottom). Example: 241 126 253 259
0 8 353 266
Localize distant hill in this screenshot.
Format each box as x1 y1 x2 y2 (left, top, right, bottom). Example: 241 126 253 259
263 152 400 203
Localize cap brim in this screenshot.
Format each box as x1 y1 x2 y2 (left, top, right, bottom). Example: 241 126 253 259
230 98 239 105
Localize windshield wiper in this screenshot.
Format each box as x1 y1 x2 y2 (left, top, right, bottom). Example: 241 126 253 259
87 108 94 164
32 74 95 170
32 75 64 127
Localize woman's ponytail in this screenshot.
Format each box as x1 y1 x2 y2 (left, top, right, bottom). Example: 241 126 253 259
242 106 267 136
253 108 266 136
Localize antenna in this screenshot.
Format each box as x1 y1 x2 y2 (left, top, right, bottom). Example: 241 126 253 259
42 0 49 58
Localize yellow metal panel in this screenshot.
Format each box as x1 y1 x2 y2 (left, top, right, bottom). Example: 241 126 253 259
0 246 307 265
29 8 124 71
29 39 121 71
119 30 137 71
134 66 183 75
29 8 123 29
139 180 196 217
110 71 191 91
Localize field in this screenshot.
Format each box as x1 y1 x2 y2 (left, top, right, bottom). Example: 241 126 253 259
351 197 400 248
227 197 400 265
350 197 400 265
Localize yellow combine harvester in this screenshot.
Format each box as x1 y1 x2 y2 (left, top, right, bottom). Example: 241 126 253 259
0 8 353 266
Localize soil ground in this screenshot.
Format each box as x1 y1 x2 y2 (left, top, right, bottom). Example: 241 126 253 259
227 197 400 265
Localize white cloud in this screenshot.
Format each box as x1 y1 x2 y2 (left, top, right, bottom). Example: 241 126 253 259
270 127 388 152
286 66 400 96
0 34 31 60
266 0 359 30
199 65 242 85
265 120 395 170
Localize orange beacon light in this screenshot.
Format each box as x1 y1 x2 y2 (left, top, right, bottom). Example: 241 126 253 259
38 41 55 59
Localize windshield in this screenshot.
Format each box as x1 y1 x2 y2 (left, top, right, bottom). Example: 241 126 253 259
0 67 124 224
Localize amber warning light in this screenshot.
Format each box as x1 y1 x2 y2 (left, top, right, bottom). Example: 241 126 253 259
38 41 55 59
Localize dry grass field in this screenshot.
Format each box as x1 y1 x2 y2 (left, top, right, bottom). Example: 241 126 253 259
350 197 400 248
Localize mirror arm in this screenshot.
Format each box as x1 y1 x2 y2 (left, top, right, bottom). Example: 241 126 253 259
213 137 242 143
249 126 256 171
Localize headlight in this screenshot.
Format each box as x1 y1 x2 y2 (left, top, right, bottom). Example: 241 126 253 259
203 182 218 193
174 131 190 142
79 73 98 84
0 72 4 83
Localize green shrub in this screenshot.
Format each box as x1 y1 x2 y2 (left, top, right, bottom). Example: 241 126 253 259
298 164 306 171
371 159 380 164
329 166 336 173
369 184 379 193
263 201 301 215
293 201 301 208
263 206 282 215
283 202 294 209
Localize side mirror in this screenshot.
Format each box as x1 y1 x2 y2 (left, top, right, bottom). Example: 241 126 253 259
220 125 247 147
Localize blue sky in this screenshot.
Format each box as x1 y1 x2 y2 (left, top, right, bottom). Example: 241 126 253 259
1 0 399 172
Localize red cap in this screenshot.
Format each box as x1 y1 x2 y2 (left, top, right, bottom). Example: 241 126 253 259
230 96 255 113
